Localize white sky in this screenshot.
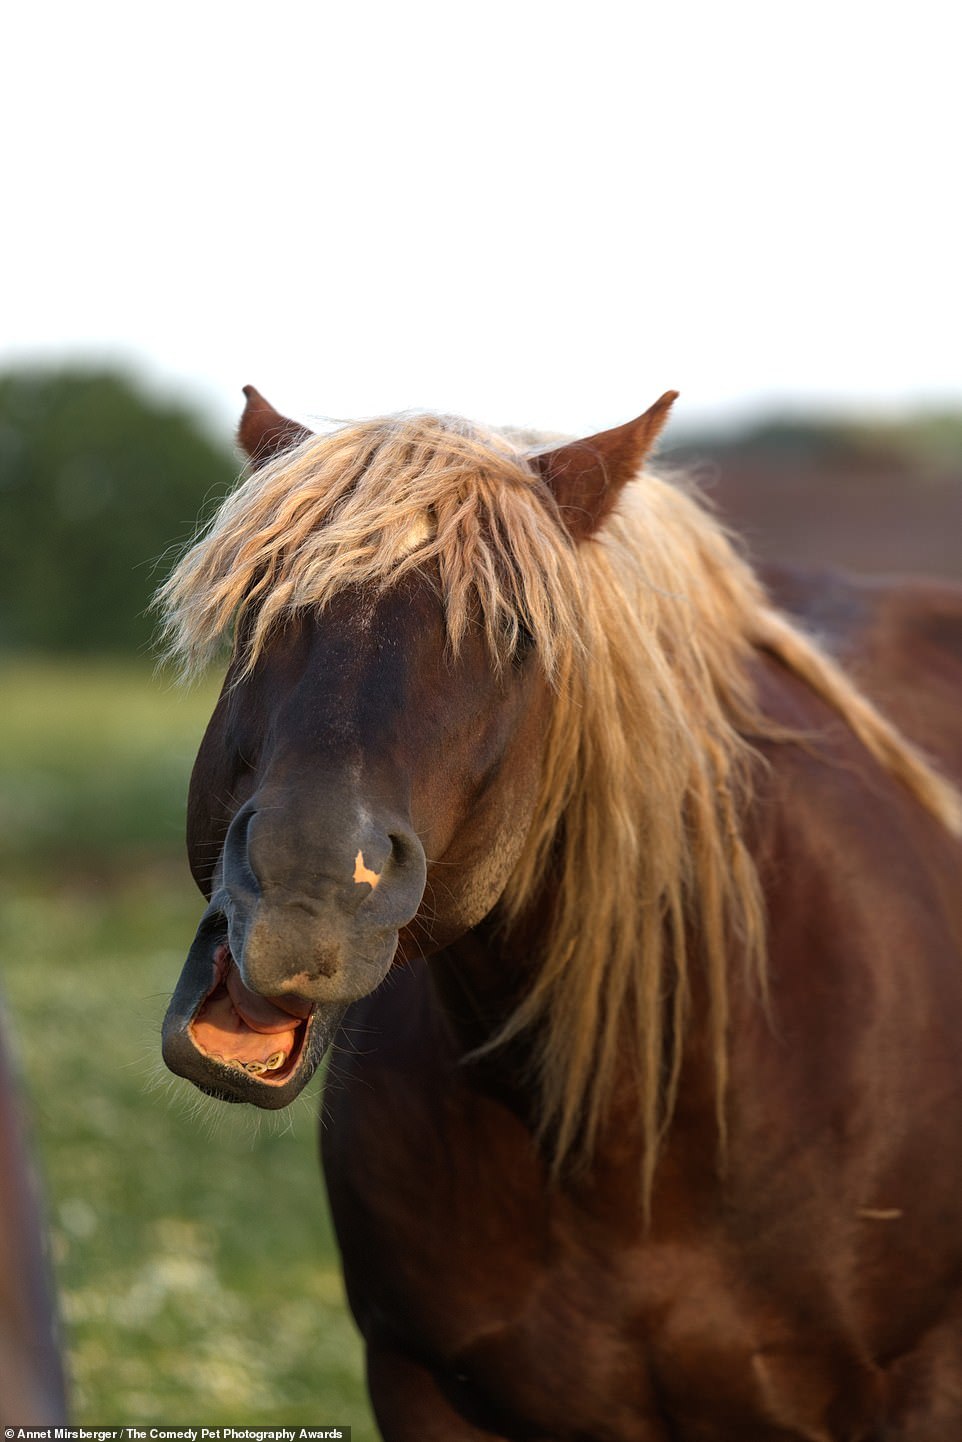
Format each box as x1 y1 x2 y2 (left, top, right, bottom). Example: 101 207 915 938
4 0 960 441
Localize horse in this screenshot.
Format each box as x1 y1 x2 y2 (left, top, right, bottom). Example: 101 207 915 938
159 385 962 1440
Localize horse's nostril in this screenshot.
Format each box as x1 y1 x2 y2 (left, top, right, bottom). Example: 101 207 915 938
223 802 259 895
389 831 418 871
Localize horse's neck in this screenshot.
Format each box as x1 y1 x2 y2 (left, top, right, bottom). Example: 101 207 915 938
425 880 723 1189
428 906 541 1059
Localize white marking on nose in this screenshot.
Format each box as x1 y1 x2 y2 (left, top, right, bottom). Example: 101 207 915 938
353 850 381 888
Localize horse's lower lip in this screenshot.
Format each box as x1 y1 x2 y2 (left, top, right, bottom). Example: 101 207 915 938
163 998 325 1109
161 917 343 1108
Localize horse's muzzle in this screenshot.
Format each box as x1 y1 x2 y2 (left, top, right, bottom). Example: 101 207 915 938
165 794 427 1106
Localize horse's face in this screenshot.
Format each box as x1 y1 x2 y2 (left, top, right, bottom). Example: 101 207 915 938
162 385 677 1107
162 574 553 1107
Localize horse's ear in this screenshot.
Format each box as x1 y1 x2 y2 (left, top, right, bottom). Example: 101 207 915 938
530 390 679 540
238 385 313 469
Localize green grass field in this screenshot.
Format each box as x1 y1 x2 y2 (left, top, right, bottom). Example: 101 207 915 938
0 657 377 1434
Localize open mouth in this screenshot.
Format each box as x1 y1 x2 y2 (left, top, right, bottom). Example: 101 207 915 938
162 908 344 1109
188 941 312 1086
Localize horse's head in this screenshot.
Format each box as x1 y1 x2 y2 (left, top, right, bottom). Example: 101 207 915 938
161 387 676 1107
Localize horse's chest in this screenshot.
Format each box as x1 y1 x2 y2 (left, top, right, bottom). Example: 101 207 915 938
322 1018 874 1440
324 1070 657 1428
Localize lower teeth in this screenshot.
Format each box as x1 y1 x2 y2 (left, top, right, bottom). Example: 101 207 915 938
217 1053 288 1075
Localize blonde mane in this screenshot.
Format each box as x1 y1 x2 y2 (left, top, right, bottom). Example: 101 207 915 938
158 413 962 1206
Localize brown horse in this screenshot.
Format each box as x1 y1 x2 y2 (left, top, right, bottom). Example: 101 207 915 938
160 386 962 1440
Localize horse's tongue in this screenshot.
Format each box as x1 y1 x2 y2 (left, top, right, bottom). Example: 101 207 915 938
226 967 310 1034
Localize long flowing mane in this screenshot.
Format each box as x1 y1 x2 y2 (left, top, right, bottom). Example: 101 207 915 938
158 414 962 1204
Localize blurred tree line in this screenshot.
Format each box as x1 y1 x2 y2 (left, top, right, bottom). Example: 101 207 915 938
0 368 238 653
